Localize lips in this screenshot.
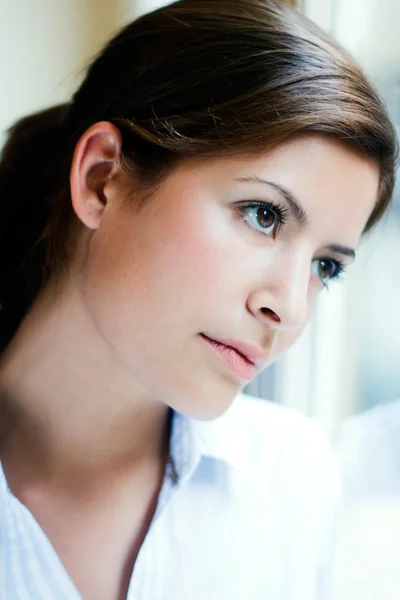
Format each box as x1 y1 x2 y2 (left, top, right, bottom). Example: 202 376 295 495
200 334 267 381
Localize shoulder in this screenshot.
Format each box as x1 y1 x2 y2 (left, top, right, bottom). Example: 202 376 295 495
225 392 332 461
191 392 337 496
340 399 400 446
226 391 325 440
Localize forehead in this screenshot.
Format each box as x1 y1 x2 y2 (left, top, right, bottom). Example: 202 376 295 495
202 134 380 238
265 136 379 233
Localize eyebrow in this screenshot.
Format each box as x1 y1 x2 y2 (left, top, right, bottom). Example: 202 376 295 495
234 175 356 261
234 175 309 228
325 244 356 260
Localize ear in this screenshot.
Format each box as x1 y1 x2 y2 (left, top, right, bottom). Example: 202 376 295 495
70 122 122 230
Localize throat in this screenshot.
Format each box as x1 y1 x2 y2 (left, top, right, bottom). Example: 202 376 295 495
15 454 167 600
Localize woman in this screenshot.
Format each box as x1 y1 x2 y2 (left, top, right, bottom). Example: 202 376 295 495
0 1 396 599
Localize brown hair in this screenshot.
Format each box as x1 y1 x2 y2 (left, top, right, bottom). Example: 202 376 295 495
0 0 397 348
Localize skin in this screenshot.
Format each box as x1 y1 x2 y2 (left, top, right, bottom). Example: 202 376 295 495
0 123 379 600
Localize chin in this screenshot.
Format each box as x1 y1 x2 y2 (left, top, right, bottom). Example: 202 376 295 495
165 376 242 422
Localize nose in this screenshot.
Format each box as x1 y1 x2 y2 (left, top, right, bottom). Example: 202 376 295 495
246 252 310 332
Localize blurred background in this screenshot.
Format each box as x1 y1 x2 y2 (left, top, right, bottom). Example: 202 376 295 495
1 1 399 597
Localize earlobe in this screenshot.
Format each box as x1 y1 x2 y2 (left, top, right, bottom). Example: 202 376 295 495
70 122 122 230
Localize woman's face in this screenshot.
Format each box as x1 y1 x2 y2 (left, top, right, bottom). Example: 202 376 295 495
79 134 379 419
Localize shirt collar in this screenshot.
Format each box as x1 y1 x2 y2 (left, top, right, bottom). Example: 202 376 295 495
169 393 256 486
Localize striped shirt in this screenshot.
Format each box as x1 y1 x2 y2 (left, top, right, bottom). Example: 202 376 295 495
0 393 337 599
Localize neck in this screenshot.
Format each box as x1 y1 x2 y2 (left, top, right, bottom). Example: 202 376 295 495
0 280 170 489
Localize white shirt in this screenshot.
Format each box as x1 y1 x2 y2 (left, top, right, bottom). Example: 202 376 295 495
0 393 337 600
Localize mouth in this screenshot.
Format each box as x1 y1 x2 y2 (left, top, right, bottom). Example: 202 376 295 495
200 334 263 382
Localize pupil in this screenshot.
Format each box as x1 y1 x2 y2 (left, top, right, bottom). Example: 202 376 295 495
319 260 332 279
257 207 274 229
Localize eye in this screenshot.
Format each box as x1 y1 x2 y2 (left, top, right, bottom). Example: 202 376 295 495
238 201 287 237
312 258 346 287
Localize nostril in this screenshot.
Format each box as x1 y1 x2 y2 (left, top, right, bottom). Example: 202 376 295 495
260 307 281 323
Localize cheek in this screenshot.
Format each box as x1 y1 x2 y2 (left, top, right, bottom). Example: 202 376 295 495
80 202 234 353
273 330 303 359
270 296 315 360
143 197 247 303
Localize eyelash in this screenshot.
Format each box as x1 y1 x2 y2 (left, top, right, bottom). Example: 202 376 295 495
237 200 347 286
313 258 346 289
237 200 288 238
